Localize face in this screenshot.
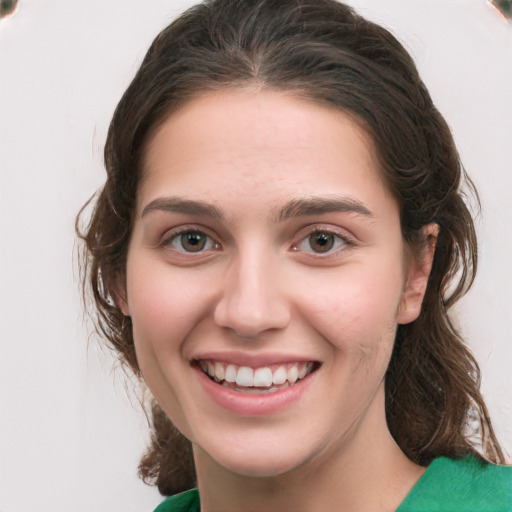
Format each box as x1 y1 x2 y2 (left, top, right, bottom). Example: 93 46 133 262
122 90 431 478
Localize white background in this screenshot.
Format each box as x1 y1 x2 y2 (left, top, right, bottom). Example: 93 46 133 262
0 1 510 511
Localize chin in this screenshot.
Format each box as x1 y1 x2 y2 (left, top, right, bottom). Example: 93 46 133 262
195 436 313 479
221 456 302 479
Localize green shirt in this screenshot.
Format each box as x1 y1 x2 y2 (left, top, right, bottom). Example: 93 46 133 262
154 456 511 512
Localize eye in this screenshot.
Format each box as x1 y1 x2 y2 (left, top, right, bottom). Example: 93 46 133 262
293 229 350 255
166 229 220 253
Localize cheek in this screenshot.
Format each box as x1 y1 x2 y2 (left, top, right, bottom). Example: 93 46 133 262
126 265 213 356
125 267 213 434
296 263 404 356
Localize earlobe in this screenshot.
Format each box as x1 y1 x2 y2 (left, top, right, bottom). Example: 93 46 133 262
397 223 439 325
114 276 130 316
117 295 130 316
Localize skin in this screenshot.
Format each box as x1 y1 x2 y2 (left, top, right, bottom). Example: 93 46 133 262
120 89 437 511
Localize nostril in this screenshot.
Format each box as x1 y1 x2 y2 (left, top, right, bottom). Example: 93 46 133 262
213 293 291 337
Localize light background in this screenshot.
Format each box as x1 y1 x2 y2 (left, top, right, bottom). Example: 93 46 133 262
0 1 510 511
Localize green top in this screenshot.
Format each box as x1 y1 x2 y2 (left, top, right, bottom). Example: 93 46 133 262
154 456 511 512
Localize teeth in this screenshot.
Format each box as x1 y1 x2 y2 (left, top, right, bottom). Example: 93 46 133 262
272 366 287 385
287 365 299 384
214 362 225 381
200 360 314 389
222 382 291 394
236 366 253 387
236 386 277 394
225 364 237 383
253 367 273 387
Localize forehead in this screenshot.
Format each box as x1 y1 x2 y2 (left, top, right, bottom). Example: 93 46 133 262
144 89 375 165
139 89 389 214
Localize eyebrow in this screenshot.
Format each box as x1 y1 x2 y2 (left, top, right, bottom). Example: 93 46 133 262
141 195 374 222
141 197 224 220
274 196 374 222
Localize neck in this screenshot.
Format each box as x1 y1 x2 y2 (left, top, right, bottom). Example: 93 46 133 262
193 388 426 512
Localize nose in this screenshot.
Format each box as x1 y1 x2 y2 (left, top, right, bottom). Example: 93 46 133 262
213 249 291 338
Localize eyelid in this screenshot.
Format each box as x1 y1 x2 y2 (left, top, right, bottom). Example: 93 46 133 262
291 224 356 256
160 225 222 252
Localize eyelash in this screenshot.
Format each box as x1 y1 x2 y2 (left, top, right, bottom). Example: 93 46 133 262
161 227 221 254
291 227 354 256
160 226 354 257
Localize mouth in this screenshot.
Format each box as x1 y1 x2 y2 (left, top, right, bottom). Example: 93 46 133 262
194 360 319 394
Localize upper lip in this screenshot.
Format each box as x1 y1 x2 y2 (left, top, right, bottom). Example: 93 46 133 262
191 351 320 367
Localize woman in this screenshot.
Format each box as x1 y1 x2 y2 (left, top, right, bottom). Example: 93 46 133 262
77 0 510 510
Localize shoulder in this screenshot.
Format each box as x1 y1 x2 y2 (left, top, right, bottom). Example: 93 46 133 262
152 459 511 511
153 488 200 512
397 456 511 512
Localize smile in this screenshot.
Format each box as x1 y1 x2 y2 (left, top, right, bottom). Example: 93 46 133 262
197 360 317 394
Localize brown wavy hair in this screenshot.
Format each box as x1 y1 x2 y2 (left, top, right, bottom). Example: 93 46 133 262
77 0 507 497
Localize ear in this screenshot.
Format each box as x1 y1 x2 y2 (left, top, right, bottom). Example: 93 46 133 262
396 223 439 325
114 275 130 317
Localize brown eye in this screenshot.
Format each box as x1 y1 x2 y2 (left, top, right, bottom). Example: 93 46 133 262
169 230 218 252
293 229 350 256
308 232 335 253
181 232 207 252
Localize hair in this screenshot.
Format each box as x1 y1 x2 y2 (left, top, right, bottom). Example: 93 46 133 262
77 0 507 497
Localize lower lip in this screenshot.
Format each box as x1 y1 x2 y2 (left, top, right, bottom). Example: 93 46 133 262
195 366 316 416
